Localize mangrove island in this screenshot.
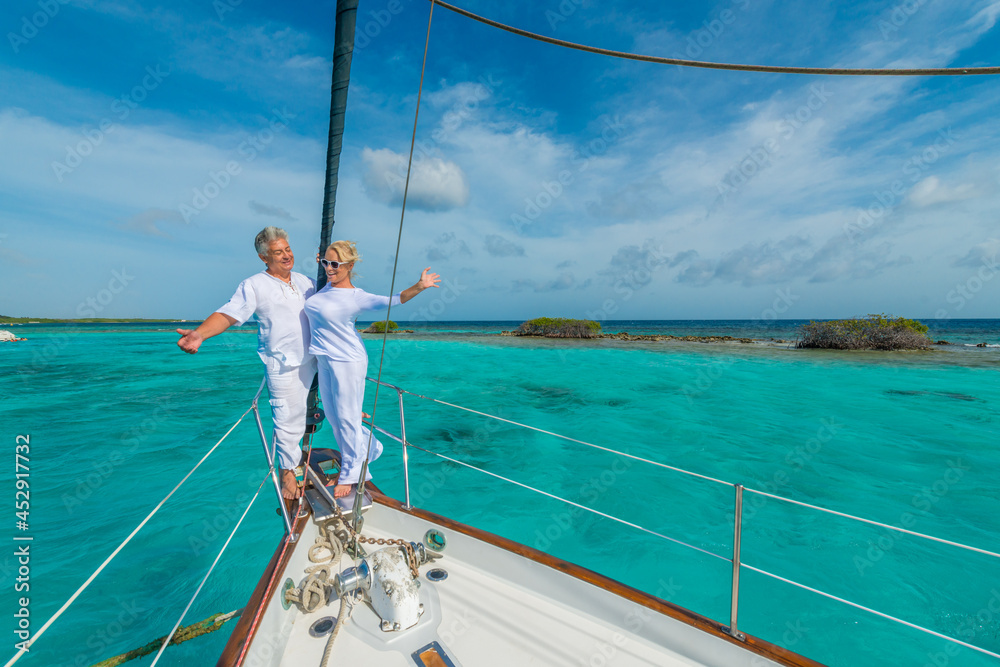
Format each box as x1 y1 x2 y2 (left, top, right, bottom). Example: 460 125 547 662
796 314 931 350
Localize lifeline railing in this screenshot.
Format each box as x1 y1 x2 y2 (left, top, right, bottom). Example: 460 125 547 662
4 382 269 667
362 376 1000 660
249 379 297 540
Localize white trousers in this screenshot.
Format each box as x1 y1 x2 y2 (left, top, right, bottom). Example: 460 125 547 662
265 356 317 470
316 356 383 485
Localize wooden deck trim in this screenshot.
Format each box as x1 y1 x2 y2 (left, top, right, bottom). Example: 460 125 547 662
218 475 825 667
216 503 309 667
371 490 827 667
218 437 326 666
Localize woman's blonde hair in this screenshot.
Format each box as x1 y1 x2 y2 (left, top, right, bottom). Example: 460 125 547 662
326 240 360 275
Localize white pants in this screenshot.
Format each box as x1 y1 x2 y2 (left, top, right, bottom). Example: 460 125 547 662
316 356 383 485
265 356 317 470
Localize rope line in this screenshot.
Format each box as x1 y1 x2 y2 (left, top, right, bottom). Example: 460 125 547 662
236 532 295 665
149 473 270 666
90 609 243 666
742 563 1000 660
389 419 1000 655
406 442 731 563
366 377 1000 562
429 0 1000 76
377 381 732 487
745 489 1000 560
355 0 436 516
3 404 255 667
320 594 356 667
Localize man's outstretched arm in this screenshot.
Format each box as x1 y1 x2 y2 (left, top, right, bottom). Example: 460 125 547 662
176 312 238 354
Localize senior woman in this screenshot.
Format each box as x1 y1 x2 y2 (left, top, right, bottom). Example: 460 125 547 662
305 240 440 498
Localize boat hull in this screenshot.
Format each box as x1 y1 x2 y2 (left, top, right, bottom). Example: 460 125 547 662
219 488 825 667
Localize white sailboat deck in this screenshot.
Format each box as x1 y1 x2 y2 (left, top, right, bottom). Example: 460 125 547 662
255 502 790 667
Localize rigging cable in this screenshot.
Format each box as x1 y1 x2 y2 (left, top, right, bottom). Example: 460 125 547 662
3 398 260 667
351 0 1000 515
428 0 1000 76
743 564 1000 661
352 0 436 521
366 379 1000 561
149 473 271 666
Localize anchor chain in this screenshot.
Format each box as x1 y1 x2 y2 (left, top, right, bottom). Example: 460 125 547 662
324 492 421 579
284 493 420 613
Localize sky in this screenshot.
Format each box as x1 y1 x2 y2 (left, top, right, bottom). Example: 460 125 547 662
0 0 998 321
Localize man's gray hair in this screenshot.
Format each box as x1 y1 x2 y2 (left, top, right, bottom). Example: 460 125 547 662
254 226 289 256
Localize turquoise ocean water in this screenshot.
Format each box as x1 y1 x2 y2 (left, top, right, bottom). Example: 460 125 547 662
1 320 998 667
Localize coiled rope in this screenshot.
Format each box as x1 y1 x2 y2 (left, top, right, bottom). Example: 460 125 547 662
283 507 419 667
285 518 350 614
429 0 1000 76
282 517 356 667
284 506 420 615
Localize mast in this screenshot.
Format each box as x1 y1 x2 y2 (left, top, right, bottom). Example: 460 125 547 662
317 0 360 289
304 0 360 439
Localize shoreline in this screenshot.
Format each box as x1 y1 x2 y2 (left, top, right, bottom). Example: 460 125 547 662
4 322 995 351
501 331 767 344
494 331 1000 353
0 318 189 324
497 331 1000 349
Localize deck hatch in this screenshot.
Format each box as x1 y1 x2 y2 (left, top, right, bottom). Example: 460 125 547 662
412 641 458 667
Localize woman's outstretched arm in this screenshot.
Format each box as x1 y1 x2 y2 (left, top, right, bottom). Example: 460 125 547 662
399 267 441 303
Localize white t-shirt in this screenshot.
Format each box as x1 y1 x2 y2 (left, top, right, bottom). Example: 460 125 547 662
304 286 402 362
216 271 316 368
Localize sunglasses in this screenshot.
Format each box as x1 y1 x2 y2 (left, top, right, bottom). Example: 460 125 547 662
319 259 351 269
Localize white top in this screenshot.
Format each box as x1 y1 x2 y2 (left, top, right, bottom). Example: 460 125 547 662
216 271 316 368
304 287 401 362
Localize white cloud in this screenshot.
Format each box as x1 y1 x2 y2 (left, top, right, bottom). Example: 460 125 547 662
117 208 186 237
70 0 147 20
953 238 1000 268
512 272 582 293
360 147 469 211
0 242 33 267
249 200 297 221
283 55 327 71
672 234 914 287
964 1 1000 33
484 234 525 258
0 107 324 244
6 0 1000 319
424 231 472 261
907 176 980 207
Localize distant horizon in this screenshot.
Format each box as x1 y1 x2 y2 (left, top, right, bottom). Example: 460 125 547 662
3 315 997 324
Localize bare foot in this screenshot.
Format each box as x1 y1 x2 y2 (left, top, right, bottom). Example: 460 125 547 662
333 483 353 498
280 469 302 499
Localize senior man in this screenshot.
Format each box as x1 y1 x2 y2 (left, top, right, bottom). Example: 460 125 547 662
176 226 316 499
